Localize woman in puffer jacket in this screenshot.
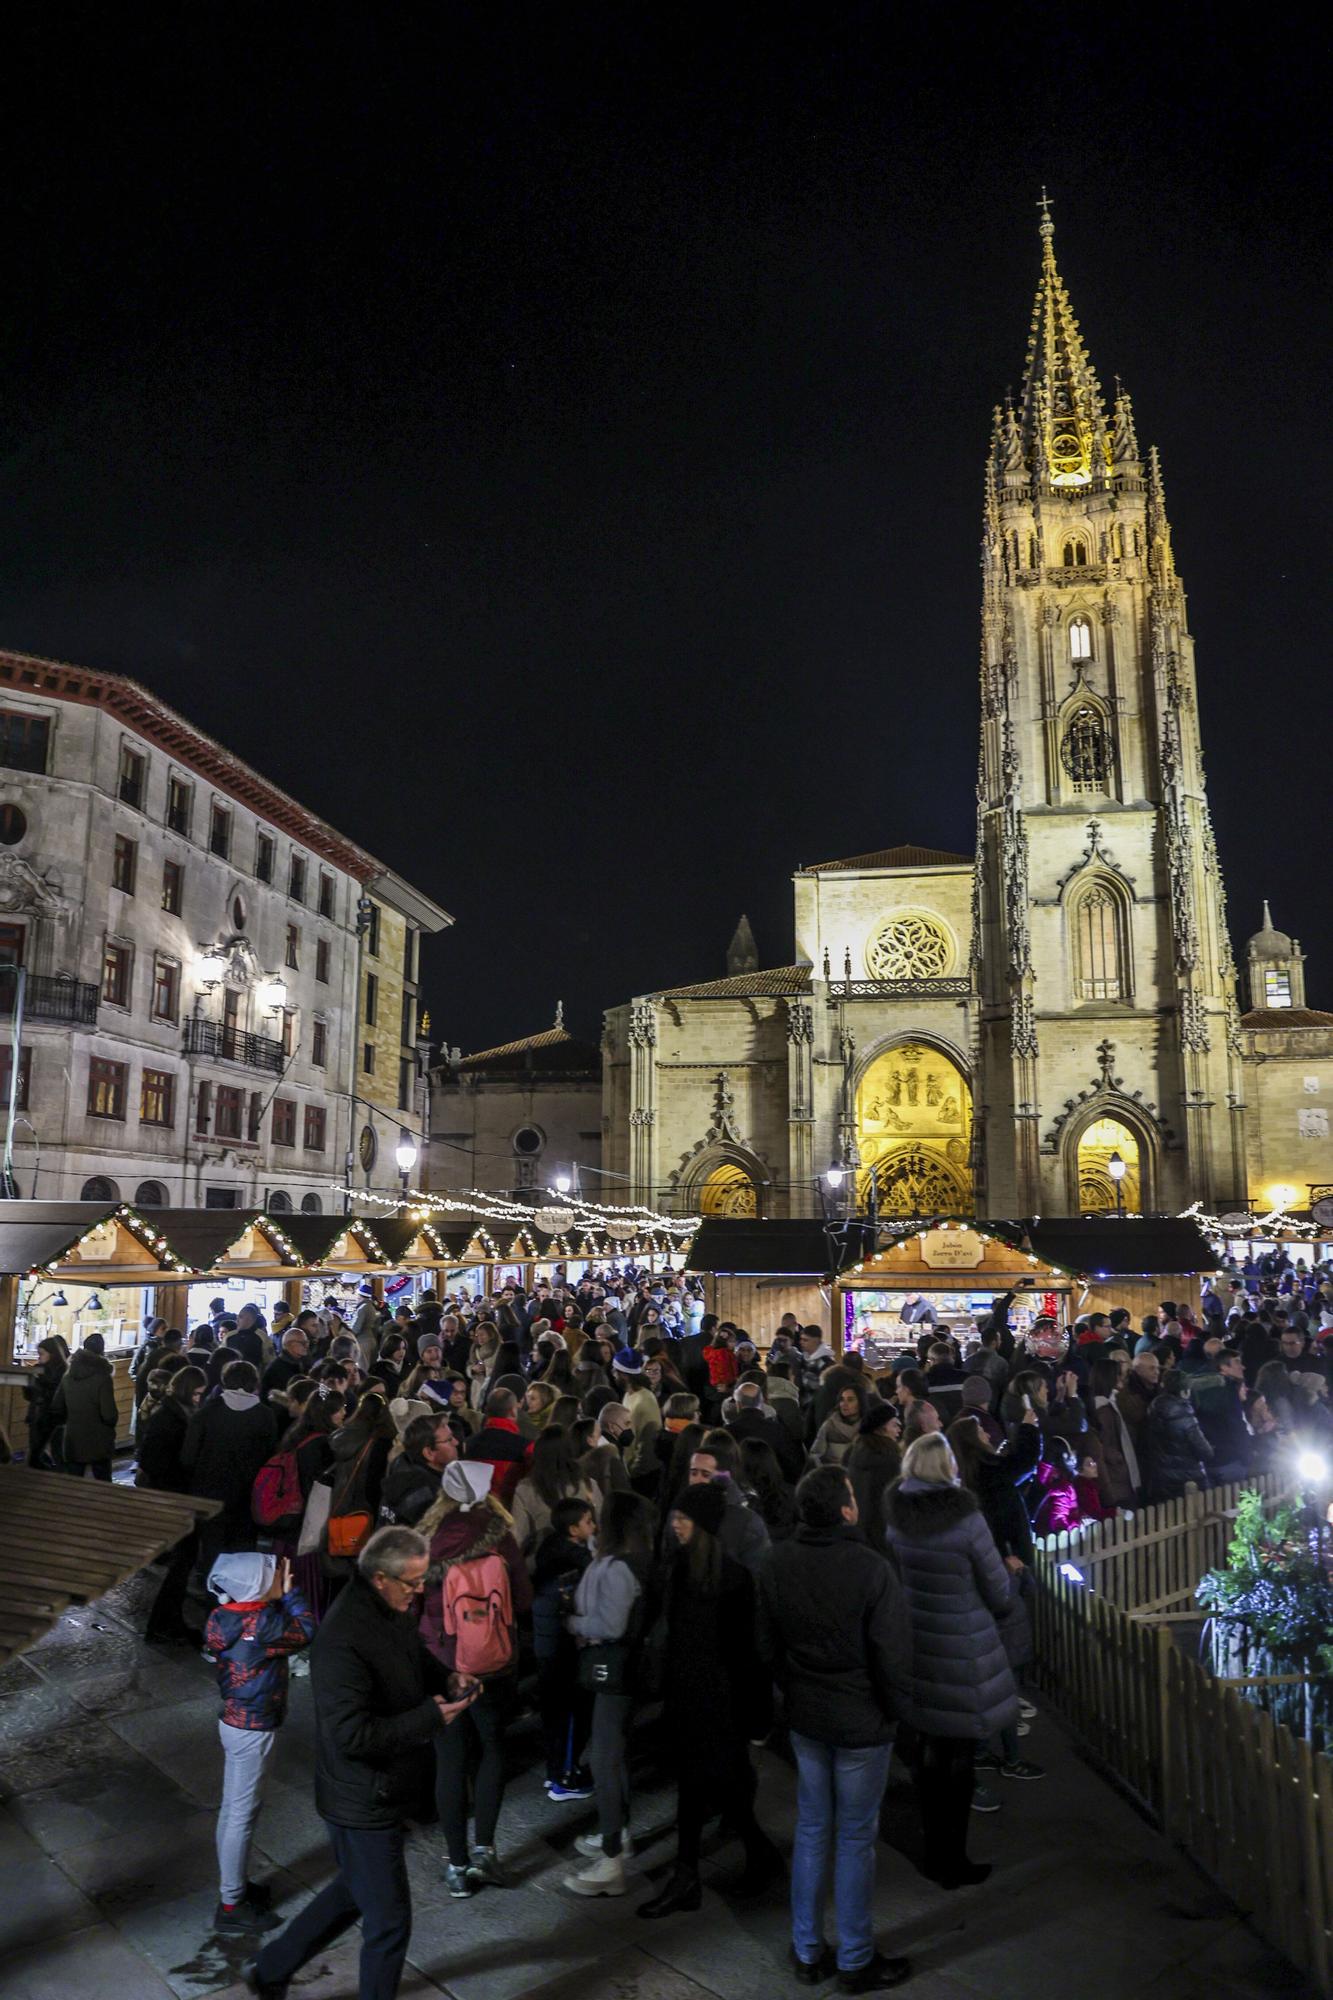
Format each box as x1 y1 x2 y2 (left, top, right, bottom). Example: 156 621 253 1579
884 1431 1019 1890
1144 1368 1213 1500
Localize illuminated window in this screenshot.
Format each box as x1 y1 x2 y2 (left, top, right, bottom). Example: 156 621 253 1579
102 940 132 1007
1069 618 1092 662
1263 969 1293 1008
1074 886 1124 1001
140 1069 175 1126
88 1057 128 1119
1061 705 1110 793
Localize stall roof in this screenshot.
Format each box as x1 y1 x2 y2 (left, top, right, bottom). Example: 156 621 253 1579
1019 1216 1219 1275
271 1213 387 1266
688 1218 870 1276
0 1203 122 1275
139 1209 272 1271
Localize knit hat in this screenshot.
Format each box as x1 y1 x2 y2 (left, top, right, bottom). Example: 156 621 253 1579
673 1481 726 1536
859 1401 898 1436
208 1552 276 1604
613 1346 644 1375
390 1394 433 1432
961 1377 992 1409
441 1460 492 1511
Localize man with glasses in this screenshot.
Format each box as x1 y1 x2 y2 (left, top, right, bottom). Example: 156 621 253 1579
247 1526 477 2000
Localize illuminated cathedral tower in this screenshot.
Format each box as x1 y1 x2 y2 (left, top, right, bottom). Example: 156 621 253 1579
973 201 1246 1216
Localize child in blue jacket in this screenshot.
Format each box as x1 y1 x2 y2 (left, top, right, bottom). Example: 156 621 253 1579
205 1552 314 1933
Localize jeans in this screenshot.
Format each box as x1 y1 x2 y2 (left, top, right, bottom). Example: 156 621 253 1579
434 1679 508 1865
216 1721 276 1903
536 1652 592 1783
255 1821 412 2000
589 1691 633 1858
789 1732 893 1973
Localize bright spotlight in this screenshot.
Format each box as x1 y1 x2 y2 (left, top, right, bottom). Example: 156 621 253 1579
1297 1450 1329 1486
824 1165 845 1189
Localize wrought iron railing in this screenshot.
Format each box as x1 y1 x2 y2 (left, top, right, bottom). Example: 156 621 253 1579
183 1016 285 1073
0 974 99 1025
826 977 971 1000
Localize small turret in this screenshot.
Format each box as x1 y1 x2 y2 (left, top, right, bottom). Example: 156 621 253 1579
726 915 759 977
1246 902 1305 1011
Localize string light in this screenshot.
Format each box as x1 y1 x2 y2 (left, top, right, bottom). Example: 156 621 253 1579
337 1183 700 1242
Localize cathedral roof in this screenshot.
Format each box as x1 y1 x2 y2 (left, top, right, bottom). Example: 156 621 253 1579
1240 1008 1333 1030
800 843 972 875
653 965 813 1000
454 1025 602 1074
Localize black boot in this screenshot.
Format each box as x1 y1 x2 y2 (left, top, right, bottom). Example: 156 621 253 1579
637 1866 702 1918
933 1758 991 1889
733 1829 783 1897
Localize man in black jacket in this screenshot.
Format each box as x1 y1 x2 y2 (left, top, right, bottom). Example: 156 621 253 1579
378 1414 457 1527
181 1360 279 1565
757 1466 911 1994
248 1526 476 2000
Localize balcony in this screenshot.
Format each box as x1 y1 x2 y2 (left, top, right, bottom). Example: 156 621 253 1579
826 977 971 1001
182 1016 285 1074
0 974 99 1025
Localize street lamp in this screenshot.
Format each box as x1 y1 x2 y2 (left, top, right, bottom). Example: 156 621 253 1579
823 1163 845 1190
1108 1150 1126 1217
258 973 288 1014
394 1129 419 1192
553 1173 572 1195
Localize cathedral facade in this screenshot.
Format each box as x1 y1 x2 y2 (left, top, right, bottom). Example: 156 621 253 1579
437 216 1333 1224
600 213 1333 1225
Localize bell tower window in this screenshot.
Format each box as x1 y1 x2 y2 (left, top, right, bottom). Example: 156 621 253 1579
1062 536 1088 567
1073 885 1125 1001
1060 703 1110 793
1069 617 1092 662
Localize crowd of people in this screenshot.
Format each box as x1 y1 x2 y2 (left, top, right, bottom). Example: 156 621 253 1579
17 1246 1326 1997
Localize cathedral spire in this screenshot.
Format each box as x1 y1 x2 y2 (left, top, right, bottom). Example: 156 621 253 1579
1019 196 1111 489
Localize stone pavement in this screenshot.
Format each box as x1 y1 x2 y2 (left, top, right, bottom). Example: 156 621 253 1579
0 1565 1316 2000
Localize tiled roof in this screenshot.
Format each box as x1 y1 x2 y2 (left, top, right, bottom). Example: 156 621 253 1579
654 965 813 1000
800 843 972 874
1240 1008 1333 1029
456 1026 602 1073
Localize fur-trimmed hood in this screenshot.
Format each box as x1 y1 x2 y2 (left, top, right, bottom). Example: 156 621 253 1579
884 1477 980 1536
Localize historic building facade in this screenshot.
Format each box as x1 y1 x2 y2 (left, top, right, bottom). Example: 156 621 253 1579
0 649 450 1208
596 215 1333 1223
428 1008 604 1200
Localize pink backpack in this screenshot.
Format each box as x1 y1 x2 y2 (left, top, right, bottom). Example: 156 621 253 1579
251 1446 304 1527
441 1552 515 1677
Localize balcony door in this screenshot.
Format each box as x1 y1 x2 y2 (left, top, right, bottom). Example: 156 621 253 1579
0 923 25 967
221 985 241 1060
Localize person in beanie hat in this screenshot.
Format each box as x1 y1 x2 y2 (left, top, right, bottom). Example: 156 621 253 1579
614 1349 662 1500
845 1403 903 1553
637 1481 779 1918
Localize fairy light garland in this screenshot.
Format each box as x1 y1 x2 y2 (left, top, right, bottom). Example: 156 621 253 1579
1181 1199 1323 1244
338 1184 700 1242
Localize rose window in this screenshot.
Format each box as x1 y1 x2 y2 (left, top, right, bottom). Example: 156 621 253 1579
866 914 952 981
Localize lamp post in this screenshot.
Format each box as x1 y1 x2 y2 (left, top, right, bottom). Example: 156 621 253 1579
553 1173 572 1196
1108 1150 1126 1218
394 1128 419 1194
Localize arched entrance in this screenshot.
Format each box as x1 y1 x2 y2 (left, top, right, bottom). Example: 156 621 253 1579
1076 1115 1141 1212
855 1041 973 1216
697 1161 759 1217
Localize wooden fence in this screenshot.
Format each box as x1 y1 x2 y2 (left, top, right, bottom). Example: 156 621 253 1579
1032 1478 1333 1993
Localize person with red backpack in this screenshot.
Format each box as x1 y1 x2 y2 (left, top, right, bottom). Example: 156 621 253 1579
417 1459 532 1897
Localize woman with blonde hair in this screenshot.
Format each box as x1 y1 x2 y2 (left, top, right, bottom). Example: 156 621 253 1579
884 1431 1019 1889
519 1379 559 1441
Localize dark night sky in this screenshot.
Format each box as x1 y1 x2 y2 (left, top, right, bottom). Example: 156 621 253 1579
2 10 1326 1051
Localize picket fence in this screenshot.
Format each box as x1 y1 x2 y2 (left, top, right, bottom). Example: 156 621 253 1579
1032 1475 1333 1993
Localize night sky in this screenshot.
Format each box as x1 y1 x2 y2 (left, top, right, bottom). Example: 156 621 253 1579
2 12 1324 1052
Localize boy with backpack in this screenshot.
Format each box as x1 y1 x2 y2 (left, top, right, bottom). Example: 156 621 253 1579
417 1460 532 1896
532 1496 598 1801
204 1553 314 1933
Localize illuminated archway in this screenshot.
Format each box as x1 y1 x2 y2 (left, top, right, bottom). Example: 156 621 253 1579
1076 1115 1140 1213
855 1041 972 1216
697 1162 758 1218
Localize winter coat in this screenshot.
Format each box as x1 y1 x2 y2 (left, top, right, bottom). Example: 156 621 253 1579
180 1391 280 1533
757 1523 911 1748
662 1552 769 1774
810 1408 861 1466
567 1553 642 1643
846 1435 902 1552
717 1477 771 1576
622 1384 662 1479
1193 1379 1255 1473
135 1397 193 1492
882 1477 1020 1740
310 1569 449 1828
53 1348 119 1464
417 1497 532 1672
1090 1396 1141 1509
1073 1474 1116 1523
461 1417 531 1507
704 1343 739 1391
205 1588 314 1730
531 1530 593 1660
1030 1465 1085 1539
510 1476 602 1560
1145 1391 1213 1500
378 1450 441 1528
24 1354 66 1439
726 1404 806 1484
969 1422 1039 1564
327 1422 393 1526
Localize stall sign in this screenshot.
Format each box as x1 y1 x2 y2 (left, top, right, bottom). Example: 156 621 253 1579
919 1228 985 1270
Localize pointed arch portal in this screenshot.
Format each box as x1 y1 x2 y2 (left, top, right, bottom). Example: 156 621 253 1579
1077 1115 1140 1213
856 1042 973 1216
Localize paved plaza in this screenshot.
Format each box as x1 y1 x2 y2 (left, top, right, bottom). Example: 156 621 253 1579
0 1564 1313 2000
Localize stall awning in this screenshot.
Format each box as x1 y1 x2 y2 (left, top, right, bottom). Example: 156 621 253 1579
687 1218 873 1277
0 1466 220 1665
1019 1217 1219 1276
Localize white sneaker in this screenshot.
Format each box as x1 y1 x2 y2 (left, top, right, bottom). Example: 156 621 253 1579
1018 1699 1036 1719
1017 1720 1031 1737
574 1830 634 1859
564 1852 627 1897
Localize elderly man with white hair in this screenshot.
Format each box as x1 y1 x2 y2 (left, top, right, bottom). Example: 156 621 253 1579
246 1525 478 2000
